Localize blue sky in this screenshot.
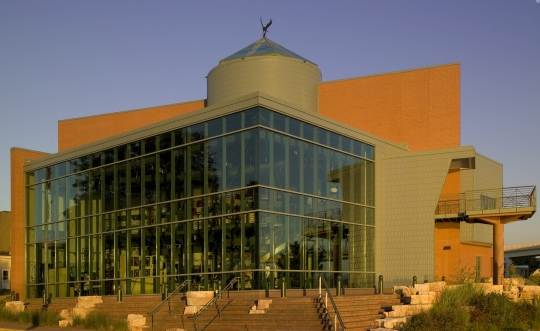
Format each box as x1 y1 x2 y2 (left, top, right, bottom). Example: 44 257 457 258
1 1 539 245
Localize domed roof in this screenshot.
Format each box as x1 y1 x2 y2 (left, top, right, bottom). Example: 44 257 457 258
220 37 316 65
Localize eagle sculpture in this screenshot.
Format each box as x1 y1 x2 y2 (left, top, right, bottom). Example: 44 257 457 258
260 18 272 37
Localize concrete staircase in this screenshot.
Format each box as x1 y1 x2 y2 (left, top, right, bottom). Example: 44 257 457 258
18 292 402 331
185 297 331 331
24 297 77 313
324 294 402 331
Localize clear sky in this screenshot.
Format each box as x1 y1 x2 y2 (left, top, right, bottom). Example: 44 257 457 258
1 1 539 246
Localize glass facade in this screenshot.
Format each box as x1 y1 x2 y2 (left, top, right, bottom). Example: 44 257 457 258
25 107 375 298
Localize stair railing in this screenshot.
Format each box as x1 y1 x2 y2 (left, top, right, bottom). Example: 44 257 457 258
191 277 241 331
192 277 241 320
148 280 190 331
319 273 346 331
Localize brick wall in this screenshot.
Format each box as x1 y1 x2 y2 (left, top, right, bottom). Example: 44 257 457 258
58 100 204 151
10 148 49 298
319 63 460 152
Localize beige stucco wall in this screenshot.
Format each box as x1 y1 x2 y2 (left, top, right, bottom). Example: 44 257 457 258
474 154 503 191
460 153 502 194
377 147 476 286
207 56 322 112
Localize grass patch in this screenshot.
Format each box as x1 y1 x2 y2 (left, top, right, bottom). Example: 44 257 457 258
0 306 61 326
0 306 128 331
398 284 540 331
72 311 129 331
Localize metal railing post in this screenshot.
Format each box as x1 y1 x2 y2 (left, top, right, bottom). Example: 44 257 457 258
281 277 286 297
412 276 417 287
42 289 46 305
325 291 328 309
218 280 222 299
11 291 15 302
336 276 341 296
378 275 383 294
117 285 122 302
318 274 322 298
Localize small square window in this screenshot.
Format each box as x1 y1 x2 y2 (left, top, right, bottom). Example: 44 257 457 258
2 270 9 281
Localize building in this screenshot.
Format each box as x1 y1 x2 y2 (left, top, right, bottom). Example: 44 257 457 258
0 211 11 291
504 242 540 277
10 37 536 299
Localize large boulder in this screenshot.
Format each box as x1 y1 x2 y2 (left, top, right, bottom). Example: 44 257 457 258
5 301 25 312
186 291 214 306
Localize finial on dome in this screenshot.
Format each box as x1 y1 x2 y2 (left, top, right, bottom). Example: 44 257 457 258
260 17 272 38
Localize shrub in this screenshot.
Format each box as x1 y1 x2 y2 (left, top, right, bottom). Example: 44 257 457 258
399 305 469 331
0 306 61 326
398 284 540 331
72 311 129 331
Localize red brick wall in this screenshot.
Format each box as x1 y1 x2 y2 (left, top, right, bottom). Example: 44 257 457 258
10 148 49 298
58 100 204 151
319 63 460 152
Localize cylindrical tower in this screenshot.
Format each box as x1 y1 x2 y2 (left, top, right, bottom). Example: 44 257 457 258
207 38 322 112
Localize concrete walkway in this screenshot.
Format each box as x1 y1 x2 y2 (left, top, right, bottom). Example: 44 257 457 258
0 322 94 331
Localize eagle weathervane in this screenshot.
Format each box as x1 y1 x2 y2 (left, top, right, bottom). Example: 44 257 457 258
260 17 272 37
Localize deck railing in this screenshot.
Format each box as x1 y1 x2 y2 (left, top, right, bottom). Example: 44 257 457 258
436 186 536 216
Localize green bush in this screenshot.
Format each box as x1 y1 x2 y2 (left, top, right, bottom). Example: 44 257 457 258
398 285 540 331
399 305 470 331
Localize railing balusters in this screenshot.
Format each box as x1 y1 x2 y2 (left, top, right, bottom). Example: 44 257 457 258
319 273 346 331
436 186 536 216
148 280 190 331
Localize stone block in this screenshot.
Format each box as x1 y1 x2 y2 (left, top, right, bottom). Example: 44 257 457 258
521 286 540 294
59 319 73 327
5 301 25 313
183 305 201 315
482 277 493 284
129 326 149 331
60 309 70 319
248 309 265 314
76 296 103 308
428 282 446 292
384 305 417 318
410 293 436 305
70 307 91 318
257 299 272 310
127 314 146 326
186 291 214 306
380 317 409 329
394 286 416 297
413 283 430 292
504 289 520 300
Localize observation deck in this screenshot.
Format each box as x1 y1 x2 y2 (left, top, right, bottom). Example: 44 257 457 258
435 186 536 222
435 185 536 285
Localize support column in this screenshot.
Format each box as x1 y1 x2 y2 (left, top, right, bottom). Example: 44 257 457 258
493 222 504 285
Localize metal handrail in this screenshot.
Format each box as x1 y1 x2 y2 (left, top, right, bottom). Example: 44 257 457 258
436 185 536 215
319 273 346 331
192 277 241 320
148 280 190 331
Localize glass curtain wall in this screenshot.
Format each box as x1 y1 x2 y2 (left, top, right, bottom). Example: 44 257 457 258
25 107 375 298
